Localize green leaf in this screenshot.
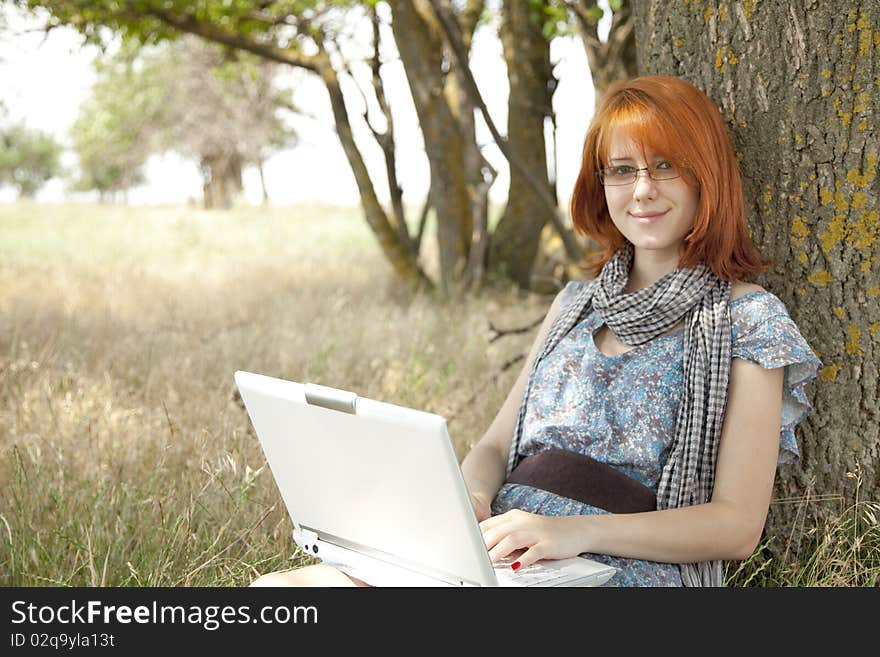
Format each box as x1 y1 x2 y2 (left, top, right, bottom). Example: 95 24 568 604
585 5 604 23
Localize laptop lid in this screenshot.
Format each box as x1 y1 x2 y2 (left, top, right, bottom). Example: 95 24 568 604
234 370 498 586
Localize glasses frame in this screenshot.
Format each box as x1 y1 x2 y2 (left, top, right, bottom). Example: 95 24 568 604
596 164 683 187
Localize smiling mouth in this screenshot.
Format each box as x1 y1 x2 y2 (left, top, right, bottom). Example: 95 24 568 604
631 211 668 224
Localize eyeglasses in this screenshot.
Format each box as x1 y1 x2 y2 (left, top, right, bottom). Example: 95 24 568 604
597 161 682 186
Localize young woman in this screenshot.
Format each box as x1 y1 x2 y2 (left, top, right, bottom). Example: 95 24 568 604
251 75 821 587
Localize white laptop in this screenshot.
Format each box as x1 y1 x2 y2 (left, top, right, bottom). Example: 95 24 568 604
234 370 617 587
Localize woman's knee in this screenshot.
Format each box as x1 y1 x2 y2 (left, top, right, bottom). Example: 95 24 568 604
249 564 369 587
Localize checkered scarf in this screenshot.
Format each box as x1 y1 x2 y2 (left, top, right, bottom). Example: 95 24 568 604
506 241 732 587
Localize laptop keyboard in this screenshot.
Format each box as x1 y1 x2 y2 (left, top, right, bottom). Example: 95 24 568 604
493 556 574 587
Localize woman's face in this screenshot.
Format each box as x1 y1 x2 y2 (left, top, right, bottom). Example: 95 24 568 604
602 128 700 259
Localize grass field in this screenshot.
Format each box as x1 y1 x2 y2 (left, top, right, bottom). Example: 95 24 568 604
1 201 876 586
0 201 552 586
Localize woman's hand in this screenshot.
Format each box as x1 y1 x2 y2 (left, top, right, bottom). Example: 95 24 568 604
479 509 587 568
469 491 492 523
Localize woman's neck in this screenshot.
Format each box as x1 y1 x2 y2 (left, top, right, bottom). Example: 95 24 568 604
624 247 683 294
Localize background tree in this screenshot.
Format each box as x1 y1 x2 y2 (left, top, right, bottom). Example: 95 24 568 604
490 0 556 291
69 46 160 202
387 0 489 293
632 1 879 565
0 121 63 198
70 37 297 208
150 37 299 209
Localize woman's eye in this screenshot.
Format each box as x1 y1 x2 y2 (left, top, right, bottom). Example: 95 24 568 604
612 165 636 175
655 160 673 170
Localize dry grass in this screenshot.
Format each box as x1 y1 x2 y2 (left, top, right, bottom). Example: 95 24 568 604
725 463 880 586
0 201 550 586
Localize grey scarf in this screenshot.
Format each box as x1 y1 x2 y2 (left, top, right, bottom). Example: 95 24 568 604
506 240 732 587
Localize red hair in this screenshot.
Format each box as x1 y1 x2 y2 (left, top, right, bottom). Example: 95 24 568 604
569 75 771 281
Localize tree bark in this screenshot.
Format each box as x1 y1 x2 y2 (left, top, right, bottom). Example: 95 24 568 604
633 1 879 563
491 0 555 290
445 0 492 291
389 0 475 295
199 153 243 210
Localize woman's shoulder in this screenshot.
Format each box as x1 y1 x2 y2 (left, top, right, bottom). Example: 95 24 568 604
727 280 790 333
729 280 766 302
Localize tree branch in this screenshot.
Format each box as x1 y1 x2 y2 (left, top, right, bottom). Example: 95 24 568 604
487 315 544 343
140 4 320 72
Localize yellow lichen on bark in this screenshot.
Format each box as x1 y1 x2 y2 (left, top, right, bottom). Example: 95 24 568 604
851 210 879 248
857 15 873 55
833 307 847 318
808 270 833 286
714 46 737 70
792 215 810 240
820 363 841 382
820 215 846 253
847 155 878 187
845 323 863 355
853 92 871 114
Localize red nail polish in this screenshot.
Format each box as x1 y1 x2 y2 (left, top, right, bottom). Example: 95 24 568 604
511 561 521 571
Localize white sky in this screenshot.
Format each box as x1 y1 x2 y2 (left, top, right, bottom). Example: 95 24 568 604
0 3 609 207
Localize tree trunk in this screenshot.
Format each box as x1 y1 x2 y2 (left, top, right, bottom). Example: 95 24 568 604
200 153 241 210
446 0 491 291
314 50 432 290
633 1 879 563
257 158 269 207
389 0 475 295
491 0 555 290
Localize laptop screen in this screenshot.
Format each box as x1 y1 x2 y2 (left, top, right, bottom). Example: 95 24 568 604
235 371 497 586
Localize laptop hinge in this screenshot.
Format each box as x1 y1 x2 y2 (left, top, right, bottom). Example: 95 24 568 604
292 527 319 555
303 382 357 414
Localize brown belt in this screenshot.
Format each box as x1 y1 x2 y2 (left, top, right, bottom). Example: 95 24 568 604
506 448 657 514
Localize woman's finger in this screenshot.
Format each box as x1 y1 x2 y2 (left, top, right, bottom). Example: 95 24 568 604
510 543 547 570
487 532 532 564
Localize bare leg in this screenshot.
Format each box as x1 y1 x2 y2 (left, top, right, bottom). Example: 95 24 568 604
249 564 371 587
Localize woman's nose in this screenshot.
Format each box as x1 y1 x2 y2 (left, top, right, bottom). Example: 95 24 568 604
631 169 658 200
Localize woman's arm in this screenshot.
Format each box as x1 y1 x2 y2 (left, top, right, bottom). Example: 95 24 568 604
460 287 569 519
481 356 785 564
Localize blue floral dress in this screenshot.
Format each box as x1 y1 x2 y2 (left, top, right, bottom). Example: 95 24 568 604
490 282 823 587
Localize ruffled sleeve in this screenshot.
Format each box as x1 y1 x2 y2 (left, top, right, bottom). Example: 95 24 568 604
730 291 823 466
559 280 583 309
